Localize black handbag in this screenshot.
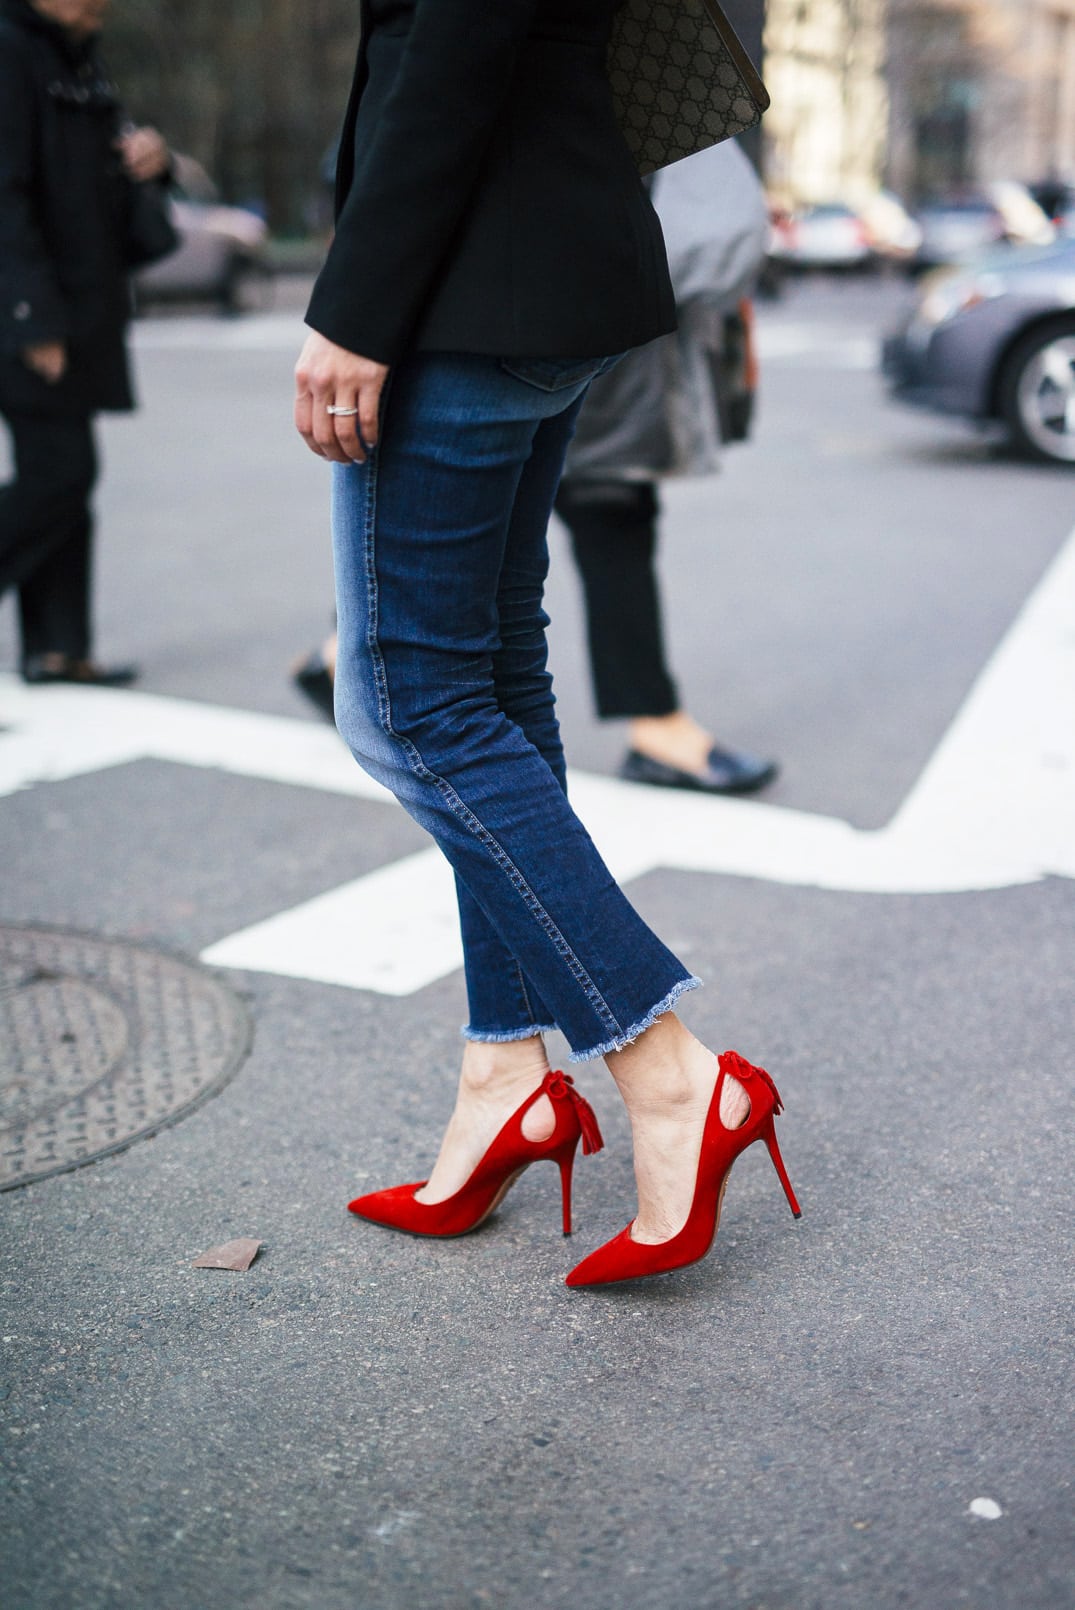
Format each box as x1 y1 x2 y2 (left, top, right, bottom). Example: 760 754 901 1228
123 178 180 269
608 0 770 175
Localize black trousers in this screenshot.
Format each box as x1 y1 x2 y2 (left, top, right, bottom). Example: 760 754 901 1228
0 412 98 663
554 478 679 720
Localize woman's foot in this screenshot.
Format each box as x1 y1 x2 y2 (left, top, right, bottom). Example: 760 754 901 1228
414 1037 556 1203
628 711 715 774
565 1046 798 1286
291 633 338 721
21 654 138 688
622 711 778 796
606 1014 749 1243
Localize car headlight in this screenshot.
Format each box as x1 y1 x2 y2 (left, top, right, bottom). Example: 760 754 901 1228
917 269 1005 328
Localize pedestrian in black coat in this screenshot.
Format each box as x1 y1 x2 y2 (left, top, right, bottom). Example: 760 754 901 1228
0 0 170 684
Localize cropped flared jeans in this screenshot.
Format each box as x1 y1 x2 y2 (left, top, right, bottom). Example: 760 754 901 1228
331 351 699 1061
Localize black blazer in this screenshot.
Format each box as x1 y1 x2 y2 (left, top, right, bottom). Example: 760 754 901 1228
305 0 676 365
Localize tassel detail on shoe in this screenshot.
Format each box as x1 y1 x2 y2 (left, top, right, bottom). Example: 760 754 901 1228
546 1071 604 1156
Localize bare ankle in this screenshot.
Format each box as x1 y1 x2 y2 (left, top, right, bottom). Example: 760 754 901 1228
416 1038 555 1203
460 1036 550 1096
605 1013 713 1110
628 712 715 775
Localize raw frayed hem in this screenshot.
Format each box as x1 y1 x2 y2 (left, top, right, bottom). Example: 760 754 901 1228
461 1022 559 1045
568 975 703 1063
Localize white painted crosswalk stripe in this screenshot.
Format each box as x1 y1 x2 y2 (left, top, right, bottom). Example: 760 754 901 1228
204 848 464 997
3 520 1073 994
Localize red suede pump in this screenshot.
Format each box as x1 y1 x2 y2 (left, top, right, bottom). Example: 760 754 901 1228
565 1050 800 1288
348 1070 604 1238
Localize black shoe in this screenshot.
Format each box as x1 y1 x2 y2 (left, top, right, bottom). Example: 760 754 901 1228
21 656 139 688
619 744 779 796
292 652 336 721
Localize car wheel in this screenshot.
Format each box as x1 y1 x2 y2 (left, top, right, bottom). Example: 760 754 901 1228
998 319 1075 465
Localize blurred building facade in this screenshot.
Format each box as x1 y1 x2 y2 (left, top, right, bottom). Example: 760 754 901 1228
102 0 1075 229
886 0 1075 198
107 0 359 235
762 0 890 205
721 0 767 170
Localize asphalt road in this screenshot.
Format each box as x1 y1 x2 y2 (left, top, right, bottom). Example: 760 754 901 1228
1 274 1073 1610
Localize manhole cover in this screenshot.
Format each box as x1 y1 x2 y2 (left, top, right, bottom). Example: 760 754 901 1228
0 925 252 1190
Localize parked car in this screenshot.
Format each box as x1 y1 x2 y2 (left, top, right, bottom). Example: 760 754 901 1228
134 155 271 315
768 201 874 272
882 237 1075 464
912 183 1054 272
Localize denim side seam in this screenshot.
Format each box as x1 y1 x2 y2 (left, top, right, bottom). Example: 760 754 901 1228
514 961 554 1034
460 964 558 1043
359 452 390 730
568 974 702 1064
360 464 627 1049
414 742 626 1041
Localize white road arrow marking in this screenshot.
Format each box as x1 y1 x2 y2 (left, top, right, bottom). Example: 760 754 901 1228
2 522 1073 994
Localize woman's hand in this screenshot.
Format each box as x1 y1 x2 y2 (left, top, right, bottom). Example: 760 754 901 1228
294 331 389 464
22 341 67 383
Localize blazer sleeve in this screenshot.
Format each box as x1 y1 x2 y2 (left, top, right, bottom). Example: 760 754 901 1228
0 34 69 353
305 0 541 364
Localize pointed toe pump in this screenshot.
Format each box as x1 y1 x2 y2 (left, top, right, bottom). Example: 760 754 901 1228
348 1070 603 1238
565 1050 800 1288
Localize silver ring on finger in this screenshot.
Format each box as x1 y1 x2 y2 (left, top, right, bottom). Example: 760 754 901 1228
326 405 360 416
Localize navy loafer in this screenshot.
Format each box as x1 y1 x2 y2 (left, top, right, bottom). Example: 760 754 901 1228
619 744 779 796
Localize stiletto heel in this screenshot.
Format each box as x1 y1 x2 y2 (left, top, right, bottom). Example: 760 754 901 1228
566 1049 800 1288
557 1147 576 1236
348 1070 603 1238
761 1115 801 1218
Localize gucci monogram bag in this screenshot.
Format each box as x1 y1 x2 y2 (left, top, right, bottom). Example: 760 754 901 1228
608 0 770 175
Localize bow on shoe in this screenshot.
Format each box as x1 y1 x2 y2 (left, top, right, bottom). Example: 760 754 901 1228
718 1049 784 1115
545 1071 604 1155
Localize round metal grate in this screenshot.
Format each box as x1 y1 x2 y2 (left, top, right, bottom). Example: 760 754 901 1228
0 924 252 1191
